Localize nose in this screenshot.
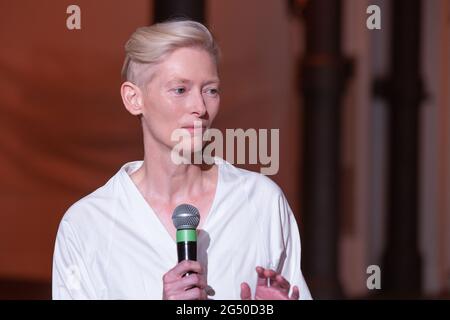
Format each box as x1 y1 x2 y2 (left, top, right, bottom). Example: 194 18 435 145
188 90 207 117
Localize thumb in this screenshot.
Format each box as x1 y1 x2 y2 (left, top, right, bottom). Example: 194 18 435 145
289 285 300 300
240 282 252 300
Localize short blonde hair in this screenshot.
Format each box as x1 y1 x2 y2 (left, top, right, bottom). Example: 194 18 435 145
121 19 220 87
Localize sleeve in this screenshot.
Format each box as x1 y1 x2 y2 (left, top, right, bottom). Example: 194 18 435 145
52 220 99 300
275 193 313 300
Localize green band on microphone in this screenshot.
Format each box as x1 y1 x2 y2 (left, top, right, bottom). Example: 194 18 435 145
176 229 197 242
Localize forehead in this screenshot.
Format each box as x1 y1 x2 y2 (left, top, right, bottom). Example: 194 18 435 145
155 47 218 83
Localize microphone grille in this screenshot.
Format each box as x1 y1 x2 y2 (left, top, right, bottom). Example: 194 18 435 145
172 204 200 230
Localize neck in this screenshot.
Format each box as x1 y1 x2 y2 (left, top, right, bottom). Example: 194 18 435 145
131 133 214 204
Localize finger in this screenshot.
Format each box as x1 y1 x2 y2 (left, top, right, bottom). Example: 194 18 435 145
263 269 277 281
169 260 203 281
270 274 290 292
167 273 207 295
240 282 252 300
174 287 207 300
186 287 208 300
179 273 207 290
263 269 278 287
256 266 268 286
289 285 300 300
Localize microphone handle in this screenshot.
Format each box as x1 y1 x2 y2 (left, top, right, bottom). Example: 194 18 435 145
176 229 197 277
177 241 197 262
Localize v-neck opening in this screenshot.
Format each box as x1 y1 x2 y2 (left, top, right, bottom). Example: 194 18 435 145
121 158 222 244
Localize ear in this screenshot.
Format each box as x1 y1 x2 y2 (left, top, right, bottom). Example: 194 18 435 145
120 81 144 116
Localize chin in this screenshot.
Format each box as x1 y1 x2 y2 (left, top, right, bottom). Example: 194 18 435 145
170 135 205 165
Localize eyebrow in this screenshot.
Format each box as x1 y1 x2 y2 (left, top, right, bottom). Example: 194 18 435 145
167 78 190 85
203 79 220 86
166 78 220 86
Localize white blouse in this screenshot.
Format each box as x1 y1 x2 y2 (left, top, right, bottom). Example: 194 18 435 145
52 157 312 300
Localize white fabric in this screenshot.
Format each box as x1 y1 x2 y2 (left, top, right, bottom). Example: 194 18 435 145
52 157 312 300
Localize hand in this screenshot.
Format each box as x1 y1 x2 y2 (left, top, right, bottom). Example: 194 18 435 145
240 266 300 300
162 260 208 300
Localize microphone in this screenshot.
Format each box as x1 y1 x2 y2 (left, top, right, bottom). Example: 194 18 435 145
172 204 200 264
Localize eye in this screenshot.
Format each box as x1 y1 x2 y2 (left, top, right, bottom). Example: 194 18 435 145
205 88 219 96
173 87 186 95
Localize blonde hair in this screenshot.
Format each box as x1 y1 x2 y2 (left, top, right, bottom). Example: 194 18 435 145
121 19 220 87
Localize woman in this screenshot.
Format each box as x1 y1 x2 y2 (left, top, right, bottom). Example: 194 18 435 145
52 19 312 300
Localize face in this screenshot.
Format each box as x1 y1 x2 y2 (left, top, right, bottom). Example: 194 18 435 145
138 47 220 155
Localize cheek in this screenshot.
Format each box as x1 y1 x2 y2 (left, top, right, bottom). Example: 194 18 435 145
142 97 182 138
206 98 220 119
147 95 181 122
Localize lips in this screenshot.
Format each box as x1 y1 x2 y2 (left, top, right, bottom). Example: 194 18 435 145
181 122 207 129
181 126 206 133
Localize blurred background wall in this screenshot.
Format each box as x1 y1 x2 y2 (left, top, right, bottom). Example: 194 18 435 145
0 0 448 299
